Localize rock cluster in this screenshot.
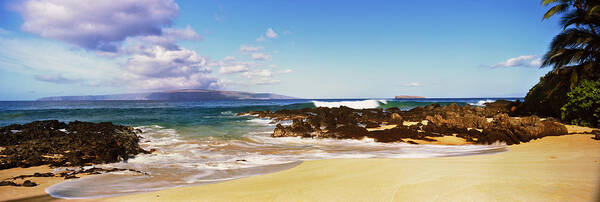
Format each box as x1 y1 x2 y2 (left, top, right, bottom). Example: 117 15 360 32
0 179 37 187
0 120 149 169
0 167 148 187
240 101 569 145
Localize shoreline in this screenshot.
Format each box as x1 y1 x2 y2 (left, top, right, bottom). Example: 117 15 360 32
1 125 597 201
108 132 600 202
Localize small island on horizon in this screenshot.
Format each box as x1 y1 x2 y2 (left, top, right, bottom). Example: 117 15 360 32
394 95 425 99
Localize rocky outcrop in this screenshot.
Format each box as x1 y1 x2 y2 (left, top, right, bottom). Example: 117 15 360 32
240 100 569 145
0 120 149 169
0 167 148 187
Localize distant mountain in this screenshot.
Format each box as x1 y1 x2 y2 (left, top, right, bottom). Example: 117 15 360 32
37 89 298 101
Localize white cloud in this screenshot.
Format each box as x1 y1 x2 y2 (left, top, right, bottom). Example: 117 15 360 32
136 25 200 49
255 28 278 42
251 52 271 60
118 45 220 90
253 78 280 85
0 36 120 83
239 45 261 52
18 0 179 52
124 46 210 78
219 64 249 74
121 72 221 91
490 55 541 68
404 82 422 87
243 69 272 78
214 57 254 74
265 28 278 38
35 74 80 84
8 0 287 91
278 69 293 74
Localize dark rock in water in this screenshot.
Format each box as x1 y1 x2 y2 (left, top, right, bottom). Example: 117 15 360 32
327 125 369 139
368 126 435 143
0 120 148 170
362 121 380 128
390 113 403 124
475 114 568 145
484 100 514 115
272 124 287 137
241 100 570 145
479 128 520 145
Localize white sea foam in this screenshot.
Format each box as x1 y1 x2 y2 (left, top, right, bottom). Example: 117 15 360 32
247 118 274 125
47 123 507 199
469 99 495 106
312 99 386 109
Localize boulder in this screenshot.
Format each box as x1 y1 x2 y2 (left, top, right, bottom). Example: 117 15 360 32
390 113 403 124
0 120 148 170
327 125 369 139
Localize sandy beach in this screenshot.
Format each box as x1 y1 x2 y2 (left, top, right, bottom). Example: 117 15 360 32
106 132 600 202
2 125 597 202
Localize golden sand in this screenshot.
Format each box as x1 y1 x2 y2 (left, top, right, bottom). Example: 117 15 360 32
1 126 598 202
108 134 600 201
0 165 67 202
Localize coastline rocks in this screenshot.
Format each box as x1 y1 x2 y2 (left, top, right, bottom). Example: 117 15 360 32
0 167 148 188
476 114 568 145
0 120 149 170
0 180 38 187
368 126 436 143
241 100 571 145
390 113 403 124
327 125 370 139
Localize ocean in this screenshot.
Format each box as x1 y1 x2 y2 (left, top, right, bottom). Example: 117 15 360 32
0 98 519 199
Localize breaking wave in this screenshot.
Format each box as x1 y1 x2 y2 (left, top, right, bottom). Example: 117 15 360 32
469 99 495 107
47 121 507 199
312 100 388 109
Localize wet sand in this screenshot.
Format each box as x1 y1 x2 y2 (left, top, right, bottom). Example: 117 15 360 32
108 127 600 201
0 165 67 202
1 126 599 202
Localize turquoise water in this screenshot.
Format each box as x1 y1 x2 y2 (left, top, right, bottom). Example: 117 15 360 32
0 98 514 132
0 98 518 199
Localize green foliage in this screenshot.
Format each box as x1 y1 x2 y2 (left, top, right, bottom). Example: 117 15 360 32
561 79 600 127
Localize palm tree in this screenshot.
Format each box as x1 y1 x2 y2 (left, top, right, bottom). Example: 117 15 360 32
541 0 600 71
515 1 600 118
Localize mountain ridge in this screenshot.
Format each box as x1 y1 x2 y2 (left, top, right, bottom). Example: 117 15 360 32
37 89 298 101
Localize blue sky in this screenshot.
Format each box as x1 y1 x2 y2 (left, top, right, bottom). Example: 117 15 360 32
0 0 561 100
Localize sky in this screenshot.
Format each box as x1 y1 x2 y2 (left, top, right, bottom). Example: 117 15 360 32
0 0 562 100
